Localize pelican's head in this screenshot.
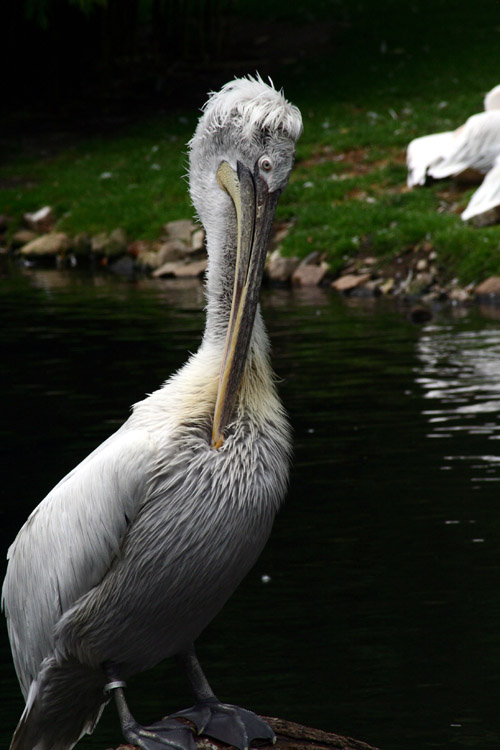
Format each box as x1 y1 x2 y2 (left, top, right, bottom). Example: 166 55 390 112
484 84 500 111
188 75 302 448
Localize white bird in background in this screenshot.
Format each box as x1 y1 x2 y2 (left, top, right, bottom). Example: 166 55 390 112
407 84 500 223
406 129 456 187
2 76 302 750
461 154 500 222
483 83 500 113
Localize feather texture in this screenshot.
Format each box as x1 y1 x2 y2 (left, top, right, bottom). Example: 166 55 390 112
461 155 500 221
191 74 303 146
406 131 455 187
428 110 500 179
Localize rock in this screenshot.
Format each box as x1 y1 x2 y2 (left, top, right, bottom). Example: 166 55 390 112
152 261 184 279
143 253 162 270
475 276 500 298
109 255 135 276
416 258 428 271
163 219 195 244
91 228 127 258
407 272 434 296
11 229 38 248
300 250 322 266
132 239 195 271
422 287 447 304
71 233 91 258
341 263 358 276
292 261 330 286
190 229 206 253
136 251 164 271
18 232 70 257
109 715 381 750
409 305 432 324
331 273 371 292
350 280 381 298
380 277 395 294
152 261 180 278
129 241 167 270
23 206 54 233
108 228 128 255
157 239 190 264
267 250 300 283
270 222 292 248
449 287 471 303
128 240 151 258
173 259 207 278
153 260 207 279
91 232 110 255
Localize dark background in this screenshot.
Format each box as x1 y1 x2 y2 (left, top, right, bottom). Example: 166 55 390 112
3 0 485 133
3 0 327 129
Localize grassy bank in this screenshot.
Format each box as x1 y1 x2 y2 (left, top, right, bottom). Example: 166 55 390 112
2 0 500 284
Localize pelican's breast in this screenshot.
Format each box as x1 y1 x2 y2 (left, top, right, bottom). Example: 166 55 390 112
56 352 290 673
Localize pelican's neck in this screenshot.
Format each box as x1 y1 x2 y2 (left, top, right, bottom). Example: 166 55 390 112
199 220 273 390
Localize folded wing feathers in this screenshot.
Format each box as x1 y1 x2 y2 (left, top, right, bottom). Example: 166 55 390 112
406 131 456 186
2 427 154 697
462 155 500 220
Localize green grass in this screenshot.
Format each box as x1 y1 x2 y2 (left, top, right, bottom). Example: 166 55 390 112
3 0 500 283
1 118 196 239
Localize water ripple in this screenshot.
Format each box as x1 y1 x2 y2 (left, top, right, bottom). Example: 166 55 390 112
416 325 500 477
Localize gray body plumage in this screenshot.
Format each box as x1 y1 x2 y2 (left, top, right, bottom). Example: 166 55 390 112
2 76 302 750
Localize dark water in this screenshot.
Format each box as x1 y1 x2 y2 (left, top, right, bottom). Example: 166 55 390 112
1 263 500 750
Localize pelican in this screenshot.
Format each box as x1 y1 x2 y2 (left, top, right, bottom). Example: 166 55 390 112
483 83 500 112
406 84 500 187
2 76 302 750
406 130 455 187
461 153 500 222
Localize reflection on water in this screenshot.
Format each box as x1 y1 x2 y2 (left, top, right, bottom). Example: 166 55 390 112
417 326 500 491
1 264 500 750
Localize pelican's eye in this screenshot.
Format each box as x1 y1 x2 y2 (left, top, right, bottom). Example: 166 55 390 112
259 156 273 173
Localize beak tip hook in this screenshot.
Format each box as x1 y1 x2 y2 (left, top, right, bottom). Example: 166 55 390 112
212 433 224 450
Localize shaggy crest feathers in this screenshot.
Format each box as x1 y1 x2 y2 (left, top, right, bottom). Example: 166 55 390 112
190 74 303 146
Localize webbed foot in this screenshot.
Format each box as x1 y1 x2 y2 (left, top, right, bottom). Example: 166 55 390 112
170 697 275 750
121 715 197 750
103 670 196 750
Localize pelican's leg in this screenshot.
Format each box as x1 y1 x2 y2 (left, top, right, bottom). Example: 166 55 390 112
104 663 196 750
170 647 275 750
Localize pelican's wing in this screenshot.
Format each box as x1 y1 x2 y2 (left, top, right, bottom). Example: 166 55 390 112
429 111 500 179
462 156 500 221
406 131 455 187
2 424 156 697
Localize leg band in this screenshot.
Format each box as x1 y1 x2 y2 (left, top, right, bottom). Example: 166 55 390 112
104 679 127 692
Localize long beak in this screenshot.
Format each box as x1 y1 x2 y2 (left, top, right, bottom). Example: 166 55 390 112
212 160 279 449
